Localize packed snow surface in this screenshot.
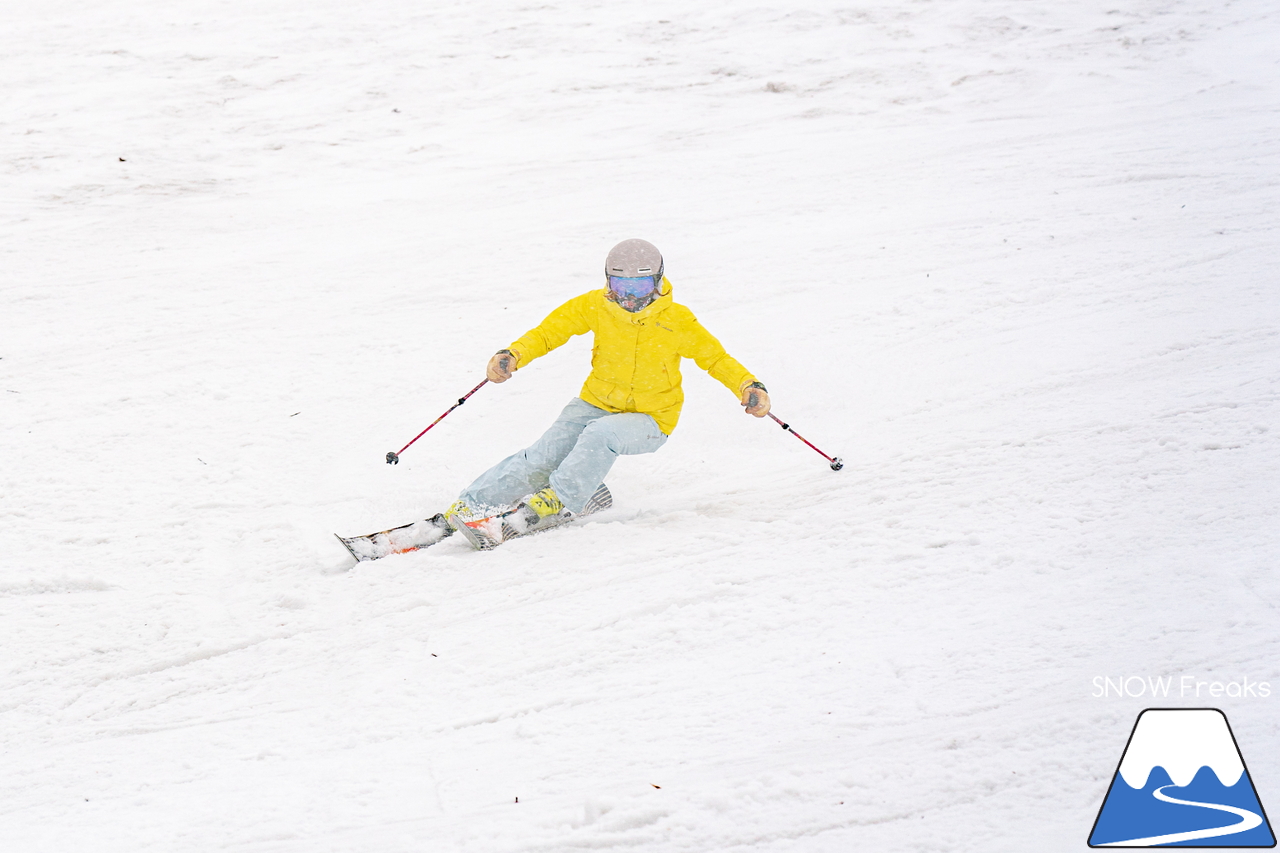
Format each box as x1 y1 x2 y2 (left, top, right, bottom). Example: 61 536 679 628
3 0 1279 850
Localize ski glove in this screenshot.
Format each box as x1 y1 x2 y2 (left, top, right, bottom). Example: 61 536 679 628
740 381 770 418
487 349 519 383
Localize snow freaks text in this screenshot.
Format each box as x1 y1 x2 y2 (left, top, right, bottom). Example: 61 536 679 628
1092 676 1273 700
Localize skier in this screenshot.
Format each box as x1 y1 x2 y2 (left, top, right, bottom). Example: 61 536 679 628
445 238 770 536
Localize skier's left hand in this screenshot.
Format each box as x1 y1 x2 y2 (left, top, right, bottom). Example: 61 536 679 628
740 382 770 417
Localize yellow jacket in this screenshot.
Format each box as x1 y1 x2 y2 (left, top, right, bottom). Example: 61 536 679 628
508 279 757 434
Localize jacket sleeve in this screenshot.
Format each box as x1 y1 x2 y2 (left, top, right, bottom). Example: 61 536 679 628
508 292 594 364
681 316 756 396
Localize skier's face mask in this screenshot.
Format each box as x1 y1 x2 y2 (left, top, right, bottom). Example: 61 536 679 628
607 275 659 313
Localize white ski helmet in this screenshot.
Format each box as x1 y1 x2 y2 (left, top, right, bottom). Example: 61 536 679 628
604 238 664 312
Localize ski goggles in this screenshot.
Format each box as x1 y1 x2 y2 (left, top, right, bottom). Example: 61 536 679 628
607 274 659 300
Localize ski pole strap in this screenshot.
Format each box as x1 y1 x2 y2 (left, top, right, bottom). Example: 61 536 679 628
768 412 843 471
391 378 489 459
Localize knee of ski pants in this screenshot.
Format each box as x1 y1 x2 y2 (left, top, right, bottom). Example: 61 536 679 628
578 413 668 456
517 399 605 467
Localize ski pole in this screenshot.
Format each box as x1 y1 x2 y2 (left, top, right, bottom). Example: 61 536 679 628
386 378 489 464
767 412 843 471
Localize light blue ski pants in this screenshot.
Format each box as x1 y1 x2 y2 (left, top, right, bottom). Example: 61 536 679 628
459 397 669 514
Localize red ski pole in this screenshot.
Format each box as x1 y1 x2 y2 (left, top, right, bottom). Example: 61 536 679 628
768 412 843 471
386 379 489 464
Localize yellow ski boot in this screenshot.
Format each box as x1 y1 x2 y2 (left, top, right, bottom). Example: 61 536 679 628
508 487 565 534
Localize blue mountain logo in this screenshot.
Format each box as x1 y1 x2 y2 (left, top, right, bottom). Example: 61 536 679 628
1089 708 1275 847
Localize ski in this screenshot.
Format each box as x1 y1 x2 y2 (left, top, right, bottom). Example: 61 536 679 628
336 514 453 562
450 483 613 551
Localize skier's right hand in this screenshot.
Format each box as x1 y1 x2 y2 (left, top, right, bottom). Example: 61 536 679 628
740 381 770 417
487 349 519 383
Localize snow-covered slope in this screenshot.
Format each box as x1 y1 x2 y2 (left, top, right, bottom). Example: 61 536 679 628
3 1 1278 850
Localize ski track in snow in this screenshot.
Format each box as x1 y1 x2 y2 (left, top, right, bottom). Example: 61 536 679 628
2 0 1279 850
